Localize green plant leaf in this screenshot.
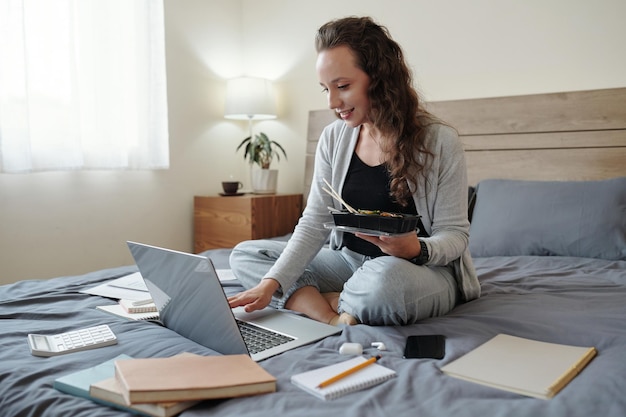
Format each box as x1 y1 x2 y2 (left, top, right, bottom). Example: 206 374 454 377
234 131 287 168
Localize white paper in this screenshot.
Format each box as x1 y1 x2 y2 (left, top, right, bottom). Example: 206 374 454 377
80 272 149 301
83 270 236 301
216 269 236 281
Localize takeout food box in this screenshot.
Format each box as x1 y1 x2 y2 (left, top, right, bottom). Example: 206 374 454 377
331 210 420 234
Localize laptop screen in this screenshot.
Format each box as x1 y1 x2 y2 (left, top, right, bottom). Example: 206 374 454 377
127 241 249 356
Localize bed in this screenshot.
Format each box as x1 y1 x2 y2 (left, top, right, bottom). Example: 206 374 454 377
1 87 625 417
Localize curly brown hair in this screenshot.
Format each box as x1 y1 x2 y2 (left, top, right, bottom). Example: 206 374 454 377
315 16 434 206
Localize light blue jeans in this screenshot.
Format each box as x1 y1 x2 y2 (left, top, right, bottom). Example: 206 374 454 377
229 240 459 326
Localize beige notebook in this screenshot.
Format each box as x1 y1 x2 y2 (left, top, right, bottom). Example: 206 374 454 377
115 354 276 404
441 334 597 399
90 377 199 417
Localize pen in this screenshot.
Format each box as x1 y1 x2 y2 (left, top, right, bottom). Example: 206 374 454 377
316 355 382 388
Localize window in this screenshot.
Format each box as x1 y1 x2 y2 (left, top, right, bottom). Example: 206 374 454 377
0 0 169 173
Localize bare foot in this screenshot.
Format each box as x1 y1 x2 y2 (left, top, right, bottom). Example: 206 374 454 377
321 292 341 312
328 312 358 326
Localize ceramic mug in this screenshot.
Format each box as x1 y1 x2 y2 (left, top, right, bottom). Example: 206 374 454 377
222 181 243 195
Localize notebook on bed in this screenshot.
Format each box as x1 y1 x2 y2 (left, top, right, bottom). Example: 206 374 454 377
127 241 341 361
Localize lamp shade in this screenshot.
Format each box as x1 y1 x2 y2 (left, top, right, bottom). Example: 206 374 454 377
224 77 277 120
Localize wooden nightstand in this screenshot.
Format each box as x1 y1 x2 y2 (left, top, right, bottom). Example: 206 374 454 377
193 193 303 253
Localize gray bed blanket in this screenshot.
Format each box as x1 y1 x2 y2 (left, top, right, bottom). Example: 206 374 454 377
1 253 625 417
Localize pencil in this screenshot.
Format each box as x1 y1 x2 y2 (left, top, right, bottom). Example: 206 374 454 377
316 355 382 388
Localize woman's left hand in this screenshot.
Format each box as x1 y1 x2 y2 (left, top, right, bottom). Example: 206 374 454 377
355 231 421 260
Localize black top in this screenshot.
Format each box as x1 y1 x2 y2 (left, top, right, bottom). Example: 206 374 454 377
341 152 420 257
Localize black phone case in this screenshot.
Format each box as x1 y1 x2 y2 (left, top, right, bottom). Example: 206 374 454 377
403 334 445 359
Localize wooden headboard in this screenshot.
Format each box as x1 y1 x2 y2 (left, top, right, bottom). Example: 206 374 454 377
305 87 626 197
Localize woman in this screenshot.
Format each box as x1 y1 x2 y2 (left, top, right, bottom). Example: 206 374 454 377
227 16 480 326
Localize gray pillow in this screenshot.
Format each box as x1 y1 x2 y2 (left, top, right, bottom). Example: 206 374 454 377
469 177 626 260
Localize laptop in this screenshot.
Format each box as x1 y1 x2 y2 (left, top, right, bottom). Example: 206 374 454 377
126 241 341 361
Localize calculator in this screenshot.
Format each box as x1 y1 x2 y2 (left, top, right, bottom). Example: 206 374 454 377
28 324 117 357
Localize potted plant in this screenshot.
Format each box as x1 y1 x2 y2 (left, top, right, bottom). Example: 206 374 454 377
236 132 287 194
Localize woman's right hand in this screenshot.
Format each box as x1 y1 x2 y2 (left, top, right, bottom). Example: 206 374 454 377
227 278 280 313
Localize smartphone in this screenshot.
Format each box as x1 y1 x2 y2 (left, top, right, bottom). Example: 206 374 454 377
403 334 445 359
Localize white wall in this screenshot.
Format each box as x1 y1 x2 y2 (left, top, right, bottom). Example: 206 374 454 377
0 0 246 284
240 0 626 194
1 0 625 285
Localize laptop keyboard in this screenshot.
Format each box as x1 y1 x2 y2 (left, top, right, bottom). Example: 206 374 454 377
236 320 295 354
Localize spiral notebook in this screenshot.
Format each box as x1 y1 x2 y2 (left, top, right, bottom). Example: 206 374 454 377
119 298 157 314
291 356 396 400
96 304 159 321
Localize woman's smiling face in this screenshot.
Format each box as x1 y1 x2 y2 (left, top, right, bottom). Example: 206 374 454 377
316 45 372 129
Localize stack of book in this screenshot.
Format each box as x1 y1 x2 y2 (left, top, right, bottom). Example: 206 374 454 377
96 298 160 321
54 353 276 417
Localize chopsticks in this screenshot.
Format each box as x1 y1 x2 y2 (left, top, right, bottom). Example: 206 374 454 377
322 178 358 214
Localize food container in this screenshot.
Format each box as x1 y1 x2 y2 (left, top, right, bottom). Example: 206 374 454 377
331 210 420 234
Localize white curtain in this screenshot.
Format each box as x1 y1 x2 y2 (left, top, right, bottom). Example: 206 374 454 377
0 0 169 173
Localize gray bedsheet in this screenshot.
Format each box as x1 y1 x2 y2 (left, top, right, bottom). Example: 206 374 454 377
1 252 625 417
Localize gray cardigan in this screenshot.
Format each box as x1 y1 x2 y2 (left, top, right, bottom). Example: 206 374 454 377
267 120 481 302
